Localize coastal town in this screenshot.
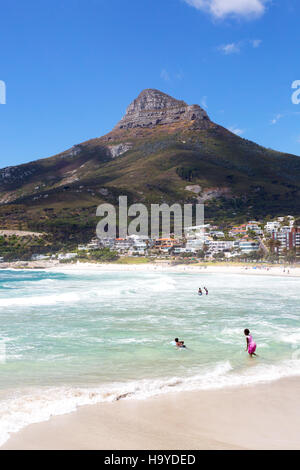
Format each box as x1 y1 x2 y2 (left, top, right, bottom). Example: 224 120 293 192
1 215 298 266
76 215 300 263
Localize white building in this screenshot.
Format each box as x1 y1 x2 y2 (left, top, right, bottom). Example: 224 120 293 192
278 216 294 225
185 239 204 253
78 245 89 251
184 224 207 253
173 247 188 254
58 253 77 260
210 231 225 238
87 239 102 250
246 222 263 235
207 241 239 254
265 221 281 234
113 239 134 253
280 226 292 233
31 254 50 261
239 241 260 254
100 238 115 249
185 225 208 239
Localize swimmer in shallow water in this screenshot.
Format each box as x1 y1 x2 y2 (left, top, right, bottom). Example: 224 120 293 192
174 338 186 348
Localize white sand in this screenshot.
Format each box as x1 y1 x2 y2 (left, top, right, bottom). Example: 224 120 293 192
1 259 299 277
49 261 300 277
2 378 300 450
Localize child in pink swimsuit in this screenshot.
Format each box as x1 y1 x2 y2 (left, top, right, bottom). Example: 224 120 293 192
244 329 257 357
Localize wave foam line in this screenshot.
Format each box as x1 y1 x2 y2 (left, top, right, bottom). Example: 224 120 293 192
0 292 80 307
2 359 300 447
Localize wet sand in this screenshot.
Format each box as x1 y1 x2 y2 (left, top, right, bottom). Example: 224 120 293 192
2 377 300 450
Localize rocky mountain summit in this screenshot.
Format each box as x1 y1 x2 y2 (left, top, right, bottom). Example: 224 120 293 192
114 89 210 130
0 88 299 241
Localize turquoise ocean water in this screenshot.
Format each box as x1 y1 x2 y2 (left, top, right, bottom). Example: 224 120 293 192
0 267 299 444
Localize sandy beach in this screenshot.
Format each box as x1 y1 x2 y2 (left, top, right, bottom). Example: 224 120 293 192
2 377 300 450
1 260 299 278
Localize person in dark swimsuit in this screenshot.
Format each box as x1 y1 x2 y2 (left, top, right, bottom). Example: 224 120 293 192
174 338 186 348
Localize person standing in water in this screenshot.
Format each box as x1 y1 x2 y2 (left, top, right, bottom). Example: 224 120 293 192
244 329 257 357
198 288 203 296
204 287 208 296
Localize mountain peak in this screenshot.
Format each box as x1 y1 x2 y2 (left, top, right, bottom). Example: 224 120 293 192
114 89 210 130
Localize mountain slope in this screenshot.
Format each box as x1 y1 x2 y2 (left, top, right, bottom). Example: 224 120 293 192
0 89 299 243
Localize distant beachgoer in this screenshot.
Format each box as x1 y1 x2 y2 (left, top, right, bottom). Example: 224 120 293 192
204 287 208 295
198 288 203 296
179 341 186 349
244 329 257 357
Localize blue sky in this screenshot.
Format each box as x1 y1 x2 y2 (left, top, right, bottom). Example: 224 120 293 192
0 0 300 167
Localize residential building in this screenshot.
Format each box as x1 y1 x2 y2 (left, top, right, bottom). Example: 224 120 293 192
210 231 225 238
87 239 102 250
229 225 247 237
185 238 204 253
154 238 180 252
31 254 50 261
114 238 134 253
207 241 239 254
239 240 260 254
246 222 263 235
273 227 300 253
58 253 77 260
78 245 89 251
265 221 281 234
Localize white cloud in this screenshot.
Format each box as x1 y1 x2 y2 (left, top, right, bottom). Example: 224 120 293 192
201 96 208 109
160 69 170 82
229 126 245 136
271 113 284 125
161 69 184 82
184 0 267 19
251 39 262 48
270 111 300 126
176 71 184 80
218 39 262 55
219 42 241 55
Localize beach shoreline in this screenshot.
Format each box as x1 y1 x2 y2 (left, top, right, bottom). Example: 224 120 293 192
0 260 299 277
2 377 300 450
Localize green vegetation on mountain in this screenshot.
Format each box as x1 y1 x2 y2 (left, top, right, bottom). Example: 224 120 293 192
0 89 299 243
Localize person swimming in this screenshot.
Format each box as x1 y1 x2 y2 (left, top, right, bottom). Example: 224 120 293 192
244 329 257 357
174 338 186 348
198 288 203 296
204 287 208 295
